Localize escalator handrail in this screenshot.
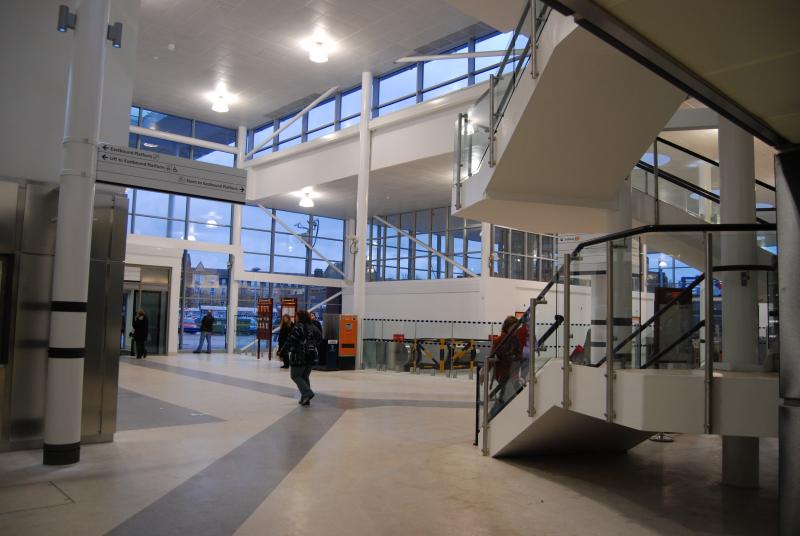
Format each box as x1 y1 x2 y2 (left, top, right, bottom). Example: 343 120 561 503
573 222 775 257
536 314 564 352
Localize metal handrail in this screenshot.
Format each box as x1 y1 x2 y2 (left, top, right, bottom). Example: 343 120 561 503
573 223 776 256
495 0 532 79
642 320 705 369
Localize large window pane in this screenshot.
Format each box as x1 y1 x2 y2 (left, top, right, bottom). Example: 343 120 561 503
181 250 230 351
252 123 274 155
377 96 415 116
242 205 270 230
241 229 271 254
195 121 236 146
423 46 468 88
189 198 231 226
140 136 191 158
379 66 417 104
274 233 306 256
423 79 468 101
339 115 360 129
306 125 335 141
312 238 343 261
243 253 269 272
278 115 302 143
275 210 310 230
475 32 511 72
193 147 235 167
187 222 230 244
273 255 306 274
129 106 140 126
312 216 344 240
341 88 362 120
132 216 167 237
141 109 191 136
134 190 170 218
308 99 335 131
311 260 343 279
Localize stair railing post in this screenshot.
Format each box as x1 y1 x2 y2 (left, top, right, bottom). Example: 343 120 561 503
528 297 537 417
653 138 660 224
562 253 571 409
482 350 491 456
455 113 463 210
704 232 714 434
606 240 615 423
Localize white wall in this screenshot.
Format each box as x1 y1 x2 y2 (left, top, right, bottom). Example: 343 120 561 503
0 0 139 184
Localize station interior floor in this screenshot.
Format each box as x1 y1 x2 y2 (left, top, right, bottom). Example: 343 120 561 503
0 353 778 536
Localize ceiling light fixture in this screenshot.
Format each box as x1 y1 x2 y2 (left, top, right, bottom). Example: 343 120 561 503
206 82 235 113
299 192 315 208
309 40 329 63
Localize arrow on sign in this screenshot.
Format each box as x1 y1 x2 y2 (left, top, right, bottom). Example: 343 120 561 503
101 154 108 160
102 144 109 150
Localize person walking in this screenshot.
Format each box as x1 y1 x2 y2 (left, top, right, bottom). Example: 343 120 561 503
280 310 322 406
276 314 293 368
194 311 215 354
490 315 522 417
132 309 149 359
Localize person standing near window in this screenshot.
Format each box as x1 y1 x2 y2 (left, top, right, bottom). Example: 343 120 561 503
281 310 322 406
194 311 214 354
277 314 293 369
132 309 149 359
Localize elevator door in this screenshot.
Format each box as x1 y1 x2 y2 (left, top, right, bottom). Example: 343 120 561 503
122 265 170 356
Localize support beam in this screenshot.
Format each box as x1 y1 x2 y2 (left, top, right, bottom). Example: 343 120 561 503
44 0 110 466
353 72 372 369
373 215 478 278
227 126 247 352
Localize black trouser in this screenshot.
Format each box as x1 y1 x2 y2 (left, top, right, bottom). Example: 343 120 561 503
134 338 147 359
290 365 313 399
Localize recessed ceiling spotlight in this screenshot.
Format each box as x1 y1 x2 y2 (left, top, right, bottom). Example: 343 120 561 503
167 43 175 51
299 193 315 208
205 82 236 113
292 186 319 208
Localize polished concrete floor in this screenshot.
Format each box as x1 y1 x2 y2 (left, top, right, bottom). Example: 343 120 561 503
0 353 778 535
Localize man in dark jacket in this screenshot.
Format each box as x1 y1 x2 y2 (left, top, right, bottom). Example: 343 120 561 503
281 310 322 405
132 309 149 359
194 311 215 353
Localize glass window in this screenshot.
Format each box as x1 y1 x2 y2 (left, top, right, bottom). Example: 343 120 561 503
379 66 417 104
278 115 302 143
424 46 468 88
128 133 138 149
275 210 310 230
252 123 274 156
129 106 140 126
377 96 416 116
195 121 236 146
313 238 343 261
141 109 191 136
339 115 360 129
308 99 335 131
187 221 230 244
243 253 269 272
341 88 361 119
273 233 306 257
273 256 306 274
193 147 235 167
180 250 230 351
242 205 270 230
423 79 469 101
134 190 170 218
188 198 231 226
241 229 271 254
132 216 167 237
312 216 344 239
475 32 511 73
306 125 335 142
140 136 191 158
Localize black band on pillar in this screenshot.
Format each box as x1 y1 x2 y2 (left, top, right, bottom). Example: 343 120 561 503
43 442 81 465
48 347 86 358
51 301 87 312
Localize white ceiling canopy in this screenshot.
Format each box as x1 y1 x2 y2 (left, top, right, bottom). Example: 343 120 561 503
134 0 480 128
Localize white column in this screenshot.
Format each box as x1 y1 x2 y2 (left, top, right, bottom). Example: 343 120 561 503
44 0 110 466
344 219 356 281
353 72 372 369
227 125 247 353
479 222 492 321
719 117 758 370
718 117 760 488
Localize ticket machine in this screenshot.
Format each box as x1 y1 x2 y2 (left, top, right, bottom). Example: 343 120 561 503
338 315 358 370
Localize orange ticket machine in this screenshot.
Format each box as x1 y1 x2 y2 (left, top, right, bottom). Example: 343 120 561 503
338 315 357 370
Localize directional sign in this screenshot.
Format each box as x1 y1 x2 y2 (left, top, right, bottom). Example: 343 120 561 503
96 143 246 204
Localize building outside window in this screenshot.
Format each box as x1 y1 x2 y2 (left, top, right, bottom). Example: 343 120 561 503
180 250 230 352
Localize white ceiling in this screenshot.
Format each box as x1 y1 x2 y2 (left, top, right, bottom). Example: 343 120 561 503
134 0 480 128
255 154 454 219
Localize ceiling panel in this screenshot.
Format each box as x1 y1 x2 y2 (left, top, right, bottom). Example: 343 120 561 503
133 0 480 128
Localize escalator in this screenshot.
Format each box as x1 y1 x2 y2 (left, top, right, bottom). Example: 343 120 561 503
477 223 779 458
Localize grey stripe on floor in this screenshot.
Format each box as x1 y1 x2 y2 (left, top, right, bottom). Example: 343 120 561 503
117 388 223 431
106 405 344 536
127 358 473 410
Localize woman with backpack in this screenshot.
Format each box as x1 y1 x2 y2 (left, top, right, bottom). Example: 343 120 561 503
280 310 322 406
